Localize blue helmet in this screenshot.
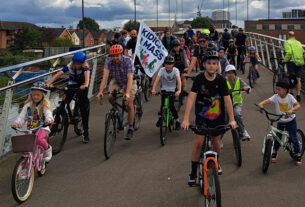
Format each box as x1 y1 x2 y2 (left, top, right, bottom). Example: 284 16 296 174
217 46 225 52
72 51 86 63
31 81 48 94
249 46 256 51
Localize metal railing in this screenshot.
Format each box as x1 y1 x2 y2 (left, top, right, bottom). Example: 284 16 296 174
0 44 108 157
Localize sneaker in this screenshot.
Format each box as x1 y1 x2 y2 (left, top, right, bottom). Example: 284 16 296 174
188 174 197 186
175 119 181 130
156 118 161 127
296 95 301 102
242 130 251 141
125 129 133 140
44 145 52 162
271 152 277 163
82 135 90 144
256 71 260 78
295 154 302 166
220 140 224 149
218 164 223 175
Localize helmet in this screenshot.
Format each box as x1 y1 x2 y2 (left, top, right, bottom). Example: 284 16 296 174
203 50 219 62
31 81 48 94
203 29 210 35
207 41 217 51
72 51 86 63
238 28 243 31
179 38 185 44
198 33 210 40
249 46 256 51
225 65 236 73
109 44 123 55
171 39 181 46
164 55 175 64
276 80 290 91
229 39 234 42
217 46 225 52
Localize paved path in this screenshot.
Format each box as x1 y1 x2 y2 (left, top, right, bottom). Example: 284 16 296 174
0 65 304 207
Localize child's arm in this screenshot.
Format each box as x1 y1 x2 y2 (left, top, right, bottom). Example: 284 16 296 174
225 48 228 54
224 95 237 129
217 62 222 74
80 71 90 90
181 92 196 130
152 75 160 95
243 54 249 63
287 102 300 115
11 104 28 128
256 53 262 63
44 108 54 125
258 99 271 109
47 71 64 87
175 75 181 97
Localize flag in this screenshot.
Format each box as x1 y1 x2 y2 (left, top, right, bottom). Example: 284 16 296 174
134 21 168 77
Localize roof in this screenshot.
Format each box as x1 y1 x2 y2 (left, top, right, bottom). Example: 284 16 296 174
0 21 40 30
211 20 232 24
144 20 176 28
90 31 104 39
75 31 91 40
257 18 305 22
40 27 70 42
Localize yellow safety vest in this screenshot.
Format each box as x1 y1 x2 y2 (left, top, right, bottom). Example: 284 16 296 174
226 77 243 106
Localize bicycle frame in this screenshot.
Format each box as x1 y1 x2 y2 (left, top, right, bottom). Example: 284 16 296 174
163 97 170 127
21 145 44 179
264 125 290 154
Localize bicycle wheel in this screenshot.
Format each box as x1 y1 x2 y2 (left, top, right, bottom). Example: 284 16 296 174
11 157 34 203
134 93 143 131
240 60 245 74
49 110 69 155
248 67 254 88
160 109 168 146
104 113 117 159
289 129 305 159
205 160 221 207
272 73 278 94
262 138 273 174
143 79 152 102
231 129 242 167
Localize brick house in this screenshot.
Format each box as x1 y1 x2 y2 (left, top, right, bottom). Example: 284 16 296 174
0 21 40 49
75 31 94 47
40 27 72 47
245 19 305 44
144 20 176 32
91 30 106 45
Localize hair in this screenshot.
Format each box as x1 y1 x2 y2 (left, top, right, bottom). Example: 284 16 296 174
121 29 127 35
70 61 90 70
25 91 52 117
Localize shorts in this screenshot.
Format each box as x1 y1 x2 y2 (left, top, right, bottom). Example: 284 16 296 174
109 80 137 98
194 120 226 137
287 62 303 78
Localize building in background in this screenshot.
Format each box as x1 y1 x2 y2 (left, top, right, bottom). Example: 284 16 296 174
282 9 305 19
212 10 230 21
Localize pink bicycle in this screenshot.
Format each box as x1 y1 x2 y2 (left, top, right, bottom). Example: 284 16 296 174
11 125 49 203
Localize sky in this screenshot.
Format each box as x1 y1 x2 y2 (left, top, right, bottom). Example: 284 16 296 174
0 0 305 29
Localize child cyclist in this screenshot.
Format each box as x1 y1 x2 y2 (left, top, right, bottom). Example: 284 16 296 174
243 46 262 78
11 81 54 162
47 51 91 143
181 51 237 184
225 39 237 66
225 65 251 141
152 55 182 130
258 80 302 166
218 46 230 77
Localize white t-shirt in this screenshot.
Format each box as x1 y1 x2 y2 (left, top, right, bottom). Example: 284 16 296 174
158 67 180 92
269 94 297 123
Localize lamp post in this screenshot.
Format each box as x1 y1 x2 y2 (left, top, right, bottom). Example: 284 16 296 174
157 0 159 31
82 0 85 48
134 0 136 23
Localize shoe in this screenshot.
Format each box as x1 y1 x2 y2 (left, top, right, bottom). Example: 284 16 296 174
295 154 302 166
256 71 260 78
218 164 223 175
82 135 90 144
220 140 223 149
125 129 133 140
175 119 181 130
188 174 197 186
19 168 28 180
271 152 277 163
156 118 161 127
242 130 251 141
44 145 52 162
296 95 301 102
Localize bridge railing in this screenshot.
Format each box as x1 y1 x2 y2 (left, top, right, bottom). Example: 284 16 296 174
0 44 108 157
245 32 305 92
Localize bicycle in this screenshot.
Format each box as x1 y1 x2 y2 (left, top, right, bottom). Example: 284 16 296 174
175 76 196 112
189 124 232 207
135 65 152 102
255 104 305 174
10 124 50 203
48 86 84 155
244 61 258 88
237 46 246 74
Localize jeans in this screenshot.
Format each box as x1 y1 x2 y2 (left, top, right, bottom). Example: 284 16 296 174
275 118 300 153
234 104 246 134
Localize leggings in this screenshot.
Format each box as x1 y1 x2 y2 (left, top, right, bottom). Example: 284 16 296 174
35 129 49 150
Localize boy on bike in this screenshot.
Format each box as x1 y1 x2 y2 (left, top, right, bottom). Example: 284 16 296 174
225 39 237 66
225 65 251 141
181 51 237 184
218 46 230 76
258 80 302 166
243 46 262 78
152 55 182 130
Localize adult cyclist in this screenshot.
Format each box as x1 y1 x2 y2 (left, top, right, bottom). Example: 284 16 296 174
234 28 250 71
97 44 137 139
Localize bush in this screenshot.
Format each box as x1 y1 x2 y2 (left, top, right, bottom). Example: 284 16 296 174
0 54 24 67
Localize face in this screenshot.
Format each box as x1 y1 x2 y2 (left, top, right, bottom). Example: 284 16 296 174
219 50 224 58
111 54 122 63
180 40 185 47
166 32 171 37
199 38 208 48
74 62 82 69
250 50 255 54
130 31 137 39
174 45 180 52
276 86 288 97
31 90 44 103
239 30 243 35
165 63 174 71
225 70 236 80
204 59 218 75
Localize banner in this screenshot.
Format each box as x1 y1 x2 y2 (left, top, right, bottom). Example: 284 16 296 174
134 21 168 77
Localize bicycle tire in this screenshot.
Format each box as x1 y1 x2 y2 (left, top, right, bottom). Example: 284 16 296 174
143 79 152 102
231 129 242 167
289 129 305 159
37 148 47 177
104 113 117 159
248 67 254 88
49 110 69 155
11 157 34 203
205 160 221 207
134 93 143 131
240 59 245 74
262 138 273 174
160 109 168 146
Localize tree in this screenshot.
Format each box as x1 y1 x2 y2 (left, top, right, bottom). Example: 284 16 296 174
123 20 140 32
191 17 212 29
52 38 74 47
77 17 99 31
13 26 42 50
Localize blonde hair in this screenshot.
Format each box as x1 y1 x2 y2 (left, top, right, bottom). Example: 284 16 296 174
25 91 52 117
70 61 90 70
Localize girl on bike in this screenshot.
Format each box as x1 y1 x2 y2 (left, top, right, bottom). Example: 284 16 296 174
225 39 237 66
47 51 91 143
243 46 262 78
179 38 190 63
11 81 54 162
258 80 302 166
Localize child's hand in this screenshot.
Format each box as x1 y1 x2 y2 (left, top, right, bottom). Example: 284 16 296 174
11 122 19 128
175 91 181 97
286 109 293 115
151 90 156 95
229 120 238 129
258 103 264 109
181 120 189 130
45 120 54 126
97 92 103 105
80 85 88 90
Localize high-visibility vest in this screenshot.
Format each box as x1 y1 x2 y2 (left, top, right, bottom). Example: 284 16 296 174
226 77 243 106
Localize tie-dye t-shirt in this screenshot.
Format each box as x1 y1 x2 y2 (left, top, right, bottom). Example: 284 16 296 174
191 73 229 127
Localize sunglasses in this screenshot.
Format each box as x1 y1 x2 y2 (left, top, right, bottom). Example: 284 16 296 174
199 40 207 43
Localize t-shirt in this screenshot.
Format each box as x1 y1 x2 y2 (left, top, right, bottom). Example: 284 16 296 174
61 63 90 85
186 29 195 38
158 67 180 92
191 73 229 127
126 38 141 66
269 94 297 123
235 34 247 46
228 45 236 54
193 46 207 71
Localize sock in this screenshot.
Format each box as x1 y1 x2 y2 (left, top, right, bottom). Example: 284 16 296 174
129 124 134 130
191 161 198 177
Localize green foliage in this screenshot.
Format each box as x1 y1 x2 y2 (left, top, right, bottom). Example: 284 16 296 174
0 76 9 88
191 17 211 29
123 20 140 32
0 54 24 67
52 38 74 47
77 17 99 31
13 26 42 50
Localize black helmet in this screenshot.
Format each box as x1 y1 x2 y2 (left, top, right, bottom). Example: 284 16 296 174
171 38 180 46
276 80 290 91
164 55 175 64
198 33 210 40
207 41 217 51
203 51 219 62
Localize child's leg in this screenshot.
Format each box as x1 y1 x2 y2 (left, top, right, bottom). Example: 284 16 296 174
211 136 221 154
274 122 284 152
254 64 258 72
169 95 178 119
190 134 205 177
35 129 49 150
234 104 245 133
286 119 301 154
78 89 90 138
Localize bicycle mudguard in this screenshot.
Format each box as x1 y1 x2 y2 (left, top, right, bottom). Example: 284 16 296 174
203 157 219 197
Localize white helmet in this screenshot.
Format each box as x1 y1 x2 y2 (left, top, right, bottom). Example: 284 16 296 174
225 65 236 73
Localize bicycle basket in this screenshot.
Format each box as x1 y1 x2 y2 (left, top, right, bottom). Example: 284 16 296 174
11 134 37 153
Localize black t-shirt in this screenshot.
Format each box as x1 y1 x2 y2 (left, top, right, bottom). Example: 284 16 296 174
174 51 184 70
228 45 236 54
234 34 247 46
191 73 229 127
193 46 207 71
126 38 141 67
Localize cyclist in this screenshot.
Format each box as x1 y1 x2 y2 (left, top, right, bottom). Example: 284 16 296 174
181 51 237 184
218 46 230 76
225 65 251 140
220 28 231 50
162 29 176 51
243 46 262 78
209 26 219 42
11 81 54 162
47 51 91 143
225 39 237 66
169 39 189 96
152 55 181 130
258 80 302 166
97 44 137 139
179 38 190 62
183 32 193 52
234 28 250 71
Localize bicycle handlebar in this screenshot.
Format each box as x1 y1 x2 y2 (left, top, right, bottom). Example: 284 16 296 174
185 76 196 81
189 124 232 135
254 103 295 123
12 124 51 133
155 91 176 96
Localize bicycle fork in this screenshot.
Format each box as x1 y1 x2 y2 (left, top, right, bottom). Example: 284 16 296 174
202 151 219 197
